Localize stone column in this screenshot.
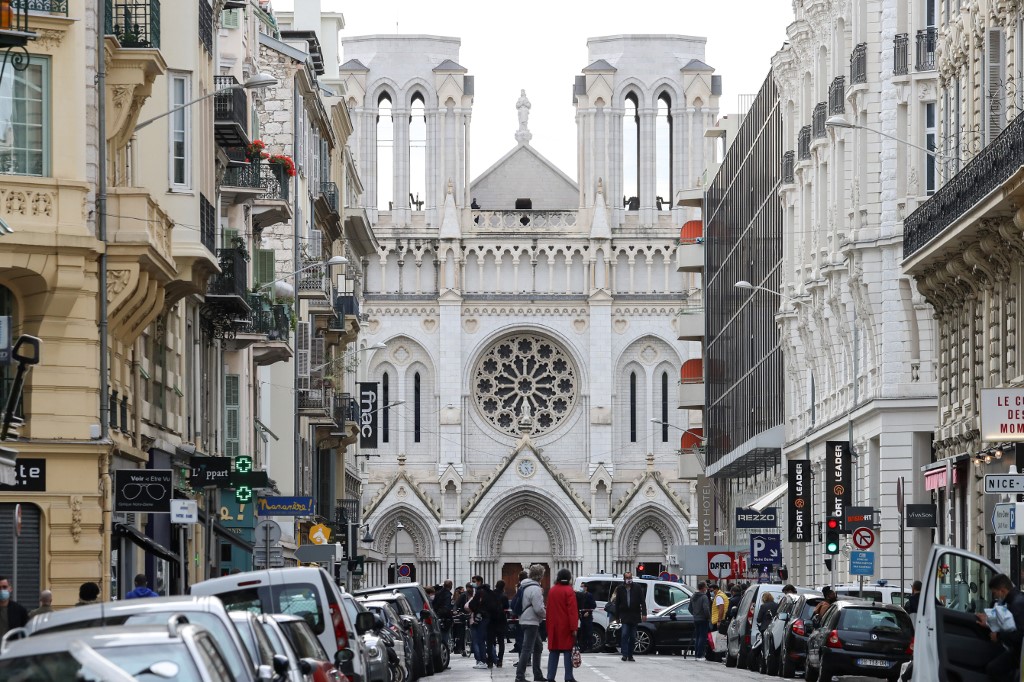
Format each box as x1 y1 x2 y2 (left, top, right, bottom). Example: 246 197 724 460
438 291 464 474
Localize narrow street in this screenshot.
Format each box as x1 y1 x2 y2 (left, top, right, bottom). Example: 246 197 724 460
442 650 882 682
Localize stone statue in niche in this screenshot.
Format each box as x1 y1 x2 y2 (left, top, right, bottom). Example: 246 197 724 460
515 89 532 144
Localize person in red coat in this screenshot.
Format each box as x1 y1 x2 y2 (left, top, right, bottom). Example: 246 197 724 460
545 568 579 682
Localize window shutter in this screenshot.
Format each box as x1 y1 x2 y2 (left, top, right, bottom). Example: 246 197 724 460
311 337 325 381
225 374 240 457
307 229 323 260
254 248 276 292
987 27 1005 140
223 228 240 249
221 9 240 29
297 321 310 390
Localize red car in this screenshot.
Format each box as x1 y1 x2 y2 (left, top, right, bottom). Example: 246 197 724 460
270 613 343 682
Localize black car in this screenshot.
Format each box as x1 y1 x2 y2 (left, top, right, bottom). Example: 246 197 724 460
605 599 694 656
758 590 822 676
356 583 447 673
805 601 913 682
354 590 432 678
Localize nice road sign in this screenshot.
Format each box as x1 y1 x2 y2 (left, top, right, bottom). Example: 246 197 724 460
985 474 1024 494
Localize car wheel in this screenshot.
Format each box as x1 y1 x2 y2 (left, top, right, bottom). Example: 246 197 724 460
634 628 653 655
425 647 435 677
590 625 605 653
780 655 795 679
413 646 426 679
439 640 450 671
725 649 737 668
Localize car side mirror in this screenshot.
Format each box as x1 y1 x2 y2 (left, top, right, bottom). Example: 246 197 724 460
668 612 677 620
356 611 375 635
272 655 290 676
298 659 314 676
335 649 354 667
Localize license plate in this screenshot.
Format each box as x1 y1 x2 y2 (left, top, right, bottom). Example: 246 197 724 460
857 658 891 668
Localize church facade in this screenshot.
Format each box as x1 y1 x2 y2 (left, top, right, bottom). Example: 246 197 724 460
338 34 719 586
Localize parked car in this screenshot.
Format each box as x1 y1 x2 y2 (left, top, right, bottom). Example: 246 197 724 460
726 583 787 669
342 592 388 682
770 593 825 678
909 543 1009 681
833 582 911 607
9 594 259 682
191 566 372 682
754 588 821 674
362 599 414 681
0 620 237 681
228 611 290 678
356 590 430 678
270 614 343 682
572 574 693 652
804 601 913 682
356 582 446 673
251 613 316 682
605 597 694 655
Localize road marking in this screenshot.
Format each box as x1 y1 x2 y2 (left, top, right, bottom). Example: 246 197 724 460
583 659 619 682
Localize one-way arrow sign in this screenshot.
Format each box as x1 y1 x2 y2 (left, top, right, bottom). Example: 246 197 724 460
750 533 781 566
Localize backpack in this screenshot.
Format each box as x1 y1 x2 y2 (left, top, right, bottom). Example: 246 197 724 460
511 585 527 617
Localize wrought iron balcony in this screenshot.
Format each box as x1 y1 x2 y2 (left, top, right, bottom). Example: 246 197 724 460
798 126 812 160
903 106 1024 259
297 259 331 300
782 151 795 184
222 163 291 202
335 294 359 320
319 182 339 213
208 247 248 300
15 0 68 15
850 43 867 85
915 28 937 71
828 76 846 115
894 33 909 75
214 75 249 148
237 295 291 341
298 388 331 413
105 0 160 48
333 392 358 428
812 102 827 139
198 0 213 54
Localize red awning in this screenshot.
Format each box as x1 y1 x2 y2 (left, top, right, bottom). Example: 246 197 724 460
924 466 960 491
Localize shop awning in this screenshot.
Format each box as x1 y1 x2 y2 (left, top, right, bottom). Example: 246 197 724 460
113 523 181 565
924 467 960 491
748 482 789 512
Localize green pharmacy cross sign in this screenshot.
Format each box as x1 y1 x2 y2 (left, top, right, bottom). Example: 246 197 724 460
234 455 253 503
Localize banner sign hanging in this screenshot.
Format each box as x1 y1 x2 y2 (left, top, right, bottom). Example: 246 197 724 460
825 441 852 529
358 382 379 448
788 459 811 542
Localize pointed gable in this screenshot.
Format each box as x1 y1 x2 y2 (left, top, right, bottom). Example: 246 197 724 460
681 58 714 72
339 58 369 72
434 58 467 73
583 59 616 72
363 470 441 521
470 145 579 211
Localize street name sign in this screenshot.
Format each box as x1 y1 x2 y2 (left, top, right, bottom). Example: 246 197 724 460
985 475 1024 494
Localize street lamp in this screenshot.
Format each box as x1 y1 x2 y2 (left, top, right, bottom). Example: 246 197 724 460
258 255 348 298
824 115 959 161
734 280 799 304
393 521 404 583
649 418 705 444
134 73 278 132
360 524 375 544
311 341 386 374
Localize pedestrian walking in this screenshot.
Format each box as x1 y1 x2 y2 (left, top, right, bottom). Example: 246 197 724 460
468 576 496 669
976 573 1024 681
433 579 454 653
575 582 596 652
491 580 510 666
545 568 578 682
514 564 547 682
125 574 160 599
904 580 922 614
612 571 646 661
756 592 778 633
28 590 53 618
452 585 468 656
689 581 712 661
0 576 29 637
710 583 730 659
510 570 529 654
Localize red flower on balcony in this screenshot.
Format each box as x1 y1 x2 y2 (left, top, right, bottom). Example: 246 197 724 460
247 139 269 161
267 154 297 177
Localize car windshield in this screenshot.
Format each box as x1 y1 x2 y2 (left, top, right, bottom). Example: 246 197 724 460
280 620 329 660
839 608 913 635
121 612 250 679
0 642 203 682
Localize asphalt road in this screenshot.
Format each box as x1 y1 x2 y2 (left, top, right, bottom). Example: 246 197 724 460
442 649 882 682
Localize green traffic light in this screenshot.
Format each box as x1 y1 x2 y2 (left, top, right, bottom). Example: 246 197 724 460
826 541 839 553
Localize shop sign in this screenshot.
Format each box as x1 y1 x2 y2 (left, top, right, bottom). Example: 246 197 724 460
0 458 45 492
787 459 811 542
114 469 172 513
981 388 1024 441
358 382 379 448
826 441 852 529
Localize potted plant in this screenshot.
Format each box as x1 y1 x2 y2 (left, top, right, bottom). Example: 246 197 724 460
247 139 269 163
267 154 297 178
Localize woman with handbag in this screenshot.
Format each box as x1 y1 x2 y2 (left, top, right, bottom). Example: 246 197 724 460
545 568 580 682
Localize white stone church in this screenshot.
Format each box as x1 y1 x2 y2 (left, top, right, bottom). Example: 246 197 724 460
339 34 718 587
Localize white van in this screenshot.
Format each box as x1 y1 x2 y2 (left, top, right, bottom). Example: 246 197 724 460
833 581 911 607
572 574 693 651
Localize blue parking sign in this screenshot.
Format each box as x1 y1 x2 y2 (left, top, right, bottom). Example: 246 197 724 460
750 533 781 566
850 551 875 576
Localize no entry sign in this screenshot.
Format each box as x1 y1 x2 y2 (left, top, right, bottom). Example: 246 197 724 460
708 552 736 580
852 527 875 550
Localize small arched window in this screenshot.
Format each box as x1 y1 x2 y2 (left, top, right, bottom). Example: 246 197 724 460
409 94 426 210
629 371 638 443
623 92 640 209
382 371 390 443
656 93 672 206
377 92 394 211
661 371 669 442
414 372 421 443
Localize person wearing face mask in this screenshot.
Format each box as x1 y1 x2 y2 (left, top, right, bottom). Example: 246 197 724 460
612 572 647 661
977 573 1024 681
0 576 29 638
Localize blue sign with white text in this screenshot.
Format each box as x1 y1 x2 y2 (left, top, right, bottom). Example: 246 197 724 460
850 551 875 576
257 496 315 516
750 533 782 566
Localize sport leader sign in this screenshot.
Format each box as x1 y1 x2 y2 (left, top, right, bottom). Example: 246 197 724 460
788 459 811 542
981 388 1024 441
826 441 852 527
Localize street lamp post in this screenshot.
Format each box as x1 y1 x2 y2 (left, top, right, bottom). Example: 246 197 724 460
823 115 958 161
258 255 348 298
133 73 278 132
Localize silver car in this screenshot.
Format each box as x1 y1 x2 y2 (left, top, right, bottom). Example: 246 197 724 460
0 619 236 681
342 593 387 682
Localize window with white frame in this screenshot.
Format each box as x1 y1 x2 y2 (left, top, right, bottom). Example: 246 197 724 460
169 73 191 188
925 102 936 195
0 55 49 176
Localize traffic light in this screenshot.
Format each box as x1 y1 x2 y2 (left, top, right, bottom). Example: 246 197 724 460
825 517 841 555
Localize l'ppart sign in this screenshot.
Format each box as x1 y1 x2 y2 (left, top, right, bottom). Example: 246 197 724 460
981 388 1024 441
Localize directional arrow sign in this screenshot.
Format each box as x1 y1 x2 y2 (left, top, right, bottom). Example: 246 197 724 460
992 502 1018 535
750 533 781 566
294 544 337 564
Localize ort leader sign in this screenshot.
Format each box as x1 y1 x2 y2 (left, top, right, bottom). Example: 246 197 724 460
708 552 736 580
981 388 1024 441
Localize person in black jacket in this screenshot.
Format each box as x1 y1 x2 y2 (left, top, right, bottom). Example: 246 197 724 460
612 572 647 661
904 580 922 614
576 582 597 652
0 576 30 638
491 580 510 666
978 573 1024 681
454 584 471 656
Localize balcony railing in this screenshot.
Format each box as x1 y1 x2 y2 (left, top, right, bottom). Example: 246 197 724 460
320 181 339 213
15 0 68 14
904 106 1024 259
238 295 291 340
828 76 846 114
472 210 578 229
894 33 909 75
297 259 330 295
782 151 795 183
105 0 160 48
200 193 216 253
334 392 357 427
222 163 290 201
335 294 359 320
798 126 812 160
850 43 867 85
812 102 827 138
213 75 249 147
298 388 331 412
915 28 937 71
198 0 213 54
208 247 248 299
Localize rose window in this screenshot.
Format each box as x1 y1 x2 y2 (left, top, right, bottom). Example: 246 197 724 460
472 333 578 436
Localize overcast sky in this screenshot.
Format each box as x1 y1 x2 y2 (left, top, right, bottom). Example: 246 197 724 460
275 0 794 180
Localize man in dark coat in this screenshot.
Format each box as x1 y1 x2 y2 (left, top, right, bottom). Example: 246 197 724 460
0 576 29 638
575 582 597 652
978 573 1024 681
904 580 922 614
612 572 647 661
